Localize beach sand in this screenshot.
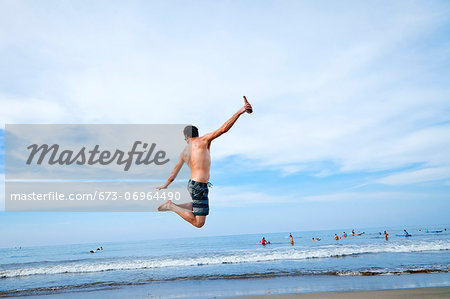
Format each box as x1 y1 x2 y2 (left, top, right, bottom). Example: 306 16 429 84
227 286 450 298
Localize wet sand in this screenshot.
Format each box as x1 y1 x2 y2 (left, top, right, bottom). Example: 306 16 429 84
227 286 450 298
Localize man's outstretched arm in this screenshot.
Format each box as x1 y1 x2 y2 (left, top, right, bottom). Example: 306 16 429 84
157 153 184 190
203 100 252 142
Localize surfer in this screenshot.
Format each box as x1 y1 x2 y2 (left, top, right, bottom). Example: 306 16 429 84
342 232 347 238
157 98 253 228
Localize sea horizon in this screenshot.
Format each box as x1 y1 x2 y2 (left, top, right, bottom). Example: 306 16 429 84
3 223 449 250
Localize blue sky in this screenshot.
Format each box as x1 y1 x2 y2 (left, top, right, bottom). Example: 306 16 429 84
0 0 449 247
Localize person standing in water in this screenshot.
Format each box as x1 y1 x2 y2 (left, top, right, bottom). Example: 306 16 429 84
289 233 294 245
157 98 253 228
384 231 389 241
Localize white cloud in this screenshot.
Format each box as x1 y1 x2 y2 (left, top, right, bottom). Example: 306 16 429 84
377 166 450 185
301 191 437 203
211 185 296 207
0 96 72 125
0 1 449 178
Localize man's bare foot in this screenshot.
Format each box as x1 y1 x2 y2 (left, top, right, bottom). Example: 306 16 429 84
158 200 173 211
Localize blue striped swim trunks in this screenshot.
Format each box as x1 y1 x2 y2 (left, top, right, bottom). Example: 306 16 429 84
187 179 209 216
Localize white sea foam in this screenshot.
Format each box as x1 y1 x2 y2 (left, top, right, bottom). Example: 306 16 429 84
1 240 449 278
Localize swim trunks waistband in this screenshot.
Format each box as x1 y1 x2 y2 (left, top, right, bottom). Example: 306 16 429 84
188 179 212 187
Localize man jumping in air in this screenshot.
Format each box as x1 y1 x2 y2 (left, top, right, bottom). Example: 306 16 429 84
157 97 253 228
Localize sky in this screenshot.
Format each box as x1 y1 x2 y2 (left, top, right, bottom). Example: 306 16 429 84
0 0 449 247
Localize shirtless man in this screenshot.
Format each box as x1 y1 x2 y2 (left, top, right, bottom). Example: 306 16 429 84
157 99 253 228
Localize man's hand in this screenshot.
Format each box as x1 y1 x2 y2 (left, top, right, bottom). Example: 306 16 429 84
156 186 167 190
240 103 253 114
240 96 253 114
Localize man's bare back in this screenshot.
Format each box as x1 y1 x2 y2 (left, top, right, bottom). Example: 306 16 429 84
182 137 211 183
157 98 253 228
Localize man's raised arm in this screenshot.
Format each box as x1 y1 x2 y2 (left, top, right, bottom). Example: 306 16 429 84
203 100 253 142
156 153 185 190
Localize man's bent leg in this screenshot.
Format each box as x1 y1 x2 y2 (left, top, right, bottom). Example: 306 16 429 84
158 200 205 228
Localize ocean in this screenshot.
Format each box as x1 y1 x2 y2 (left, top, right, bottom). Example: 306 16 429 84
1 225 449 298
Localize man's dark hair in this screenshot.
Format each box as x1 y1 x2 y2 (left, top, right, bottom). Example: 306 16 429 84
183 125 199 138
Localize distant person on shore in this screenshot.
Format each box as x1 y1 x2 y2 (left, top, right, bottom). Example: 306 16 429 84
289 233 294 245
157 98 253 228
384 231 389 241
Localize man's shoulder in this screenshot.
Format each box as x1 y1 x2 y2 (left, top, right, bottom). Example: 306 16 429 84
195 136 211 145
